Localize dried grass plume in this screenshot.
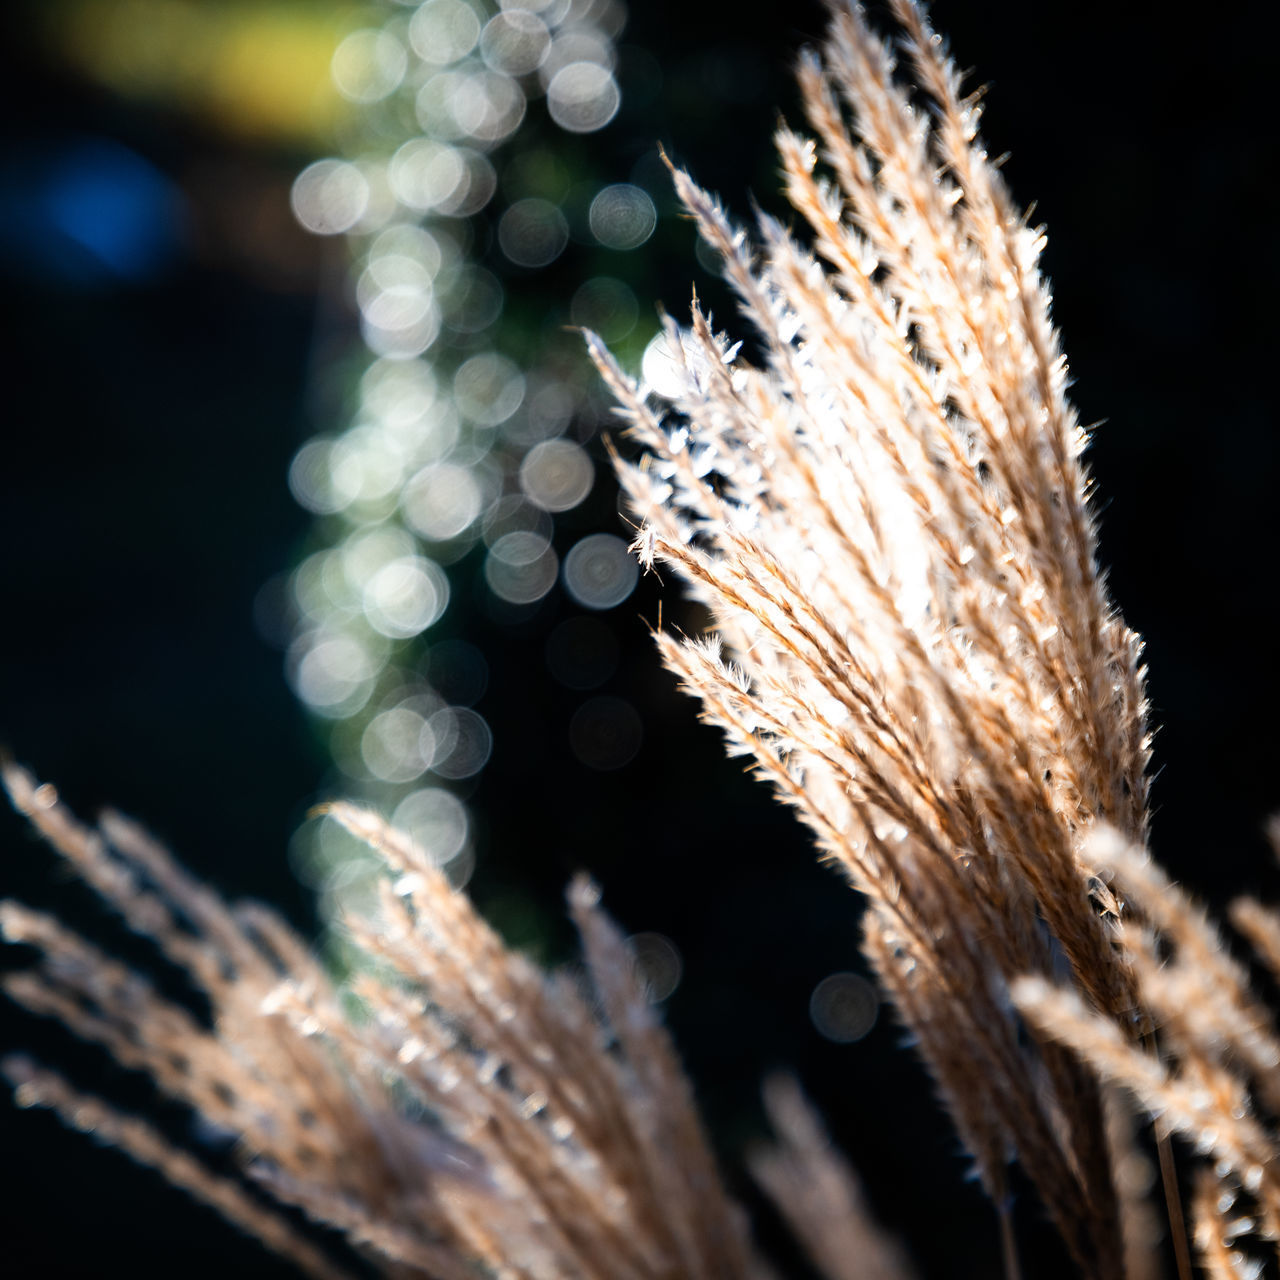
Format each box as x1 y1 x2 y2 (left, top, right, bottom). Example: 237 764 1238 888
589 0 1155 1273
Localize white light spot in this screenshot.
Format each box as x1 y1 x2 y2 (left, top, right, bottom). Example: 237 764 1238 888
332 28 408 104
341 527 417 586
641 329 691 400
326 425 408 510
392 787 469 866
485 530 558 604
519 438 594 512
368 226 443 281
357 255 439 348
546 62 619 133
401 462 485 541
539 27 614 87
425 68 526 147
562 533 637 610
290 632 380 717
505 377 576 445
480 10 550 76
289 439 341 515
290 551 338 622
361 707 430 783
291 159 369 235
361 301 442 359
362 356 441 435
455 352 525 426
433 148 498 217
428 707 493 779
588 184 656 250
409 0 481 66
363 556 450 639
388 140 468 213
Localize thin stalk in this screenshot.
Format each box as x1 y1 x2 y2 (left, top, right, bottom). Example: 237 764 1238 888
1155 1124 1192 1280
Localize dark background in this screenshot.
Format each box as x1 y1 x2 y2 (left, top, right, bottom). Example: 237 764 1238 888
2 1 1278 1276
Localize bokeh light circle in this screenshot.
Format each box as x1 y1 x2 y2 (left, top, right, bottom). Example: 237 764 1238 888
514 377 576 444
498 198 569 268
484 530 558 604
363 555 450 639
428 707 493 779
290 632 381 717
326 426 409 508
421 69 526 148
562 533 638 610
288 0 635 908
341 526 417 588
519 438 594 512
392 786 470 866
390 140 467 213
588 184 656 250
480 10 551 76
454 353 525 426
332 28 408 104
361 707 431 783
409 0 482 66
357 252 442 359
540 27 615 86
809 973 879 1043
401 462 485 541
289 439 341 515
291 160 370 235
546 62 620 133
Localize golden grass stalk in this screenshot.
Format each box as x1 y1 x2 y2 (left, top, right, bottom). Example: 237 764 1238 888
1015 827 1280 1273
2 762 761 1279
589 1 1155 1271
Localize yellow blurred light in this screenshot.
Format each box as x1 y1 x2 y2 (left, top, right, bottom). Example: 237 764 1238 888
50 0 353 146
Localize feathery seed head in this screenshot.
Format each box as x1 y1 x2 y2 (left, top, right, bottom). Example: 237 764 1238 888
592 2 1152 1271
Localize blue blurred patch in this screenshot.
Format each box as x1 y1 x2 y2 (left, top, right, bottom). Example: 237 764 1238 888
0 135 185 287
